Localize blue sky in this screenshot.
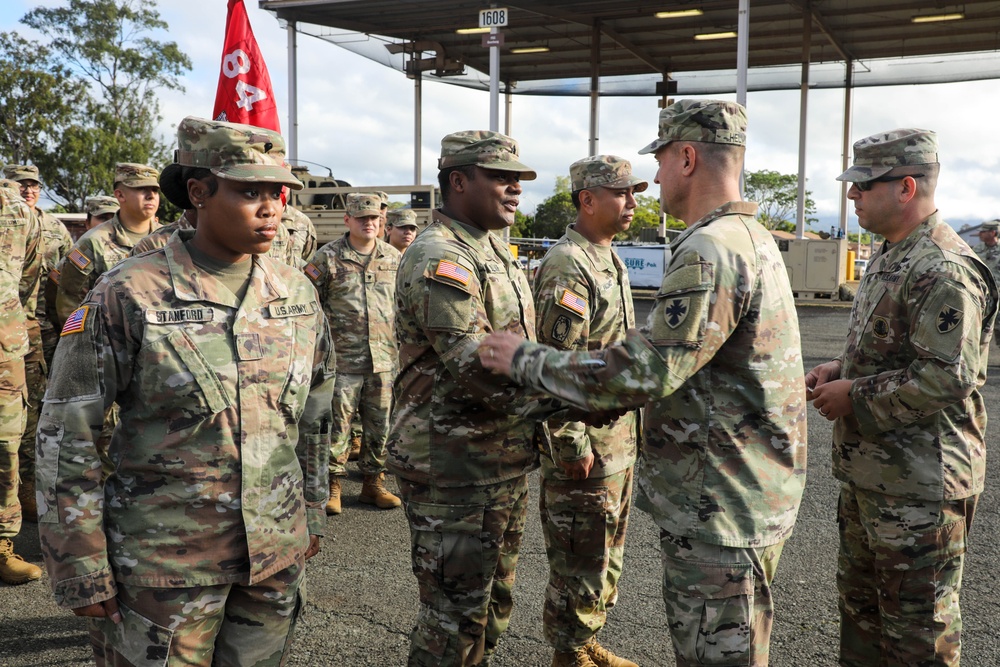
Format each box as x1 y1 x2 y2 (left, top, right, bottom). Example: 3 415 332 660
5 0 1000 232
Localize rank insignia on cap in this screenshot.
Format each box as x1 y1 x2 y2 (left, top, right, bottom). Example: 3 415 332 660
304 263 321 282
68 248 91 270
558 288 588 317
61 306 88 336
435 259 471 286
937 305 962 333
664 297 690 329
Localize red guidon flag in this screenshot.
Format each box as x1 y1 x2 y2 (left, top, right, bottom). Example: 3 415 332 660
213 0 280 131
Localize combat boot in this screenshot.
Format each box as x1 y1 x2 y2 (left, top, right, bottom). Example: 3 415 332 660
347 434 362 461
18 477 37 523
325 476 342 515
0 538 42 585
552 647 598 667
359 472 401 509
584 638 638 667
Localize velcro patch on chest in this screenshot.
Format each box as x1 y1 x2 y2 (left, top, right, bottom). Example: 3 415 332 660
269 302 317 318
435 259 471 287
68 248 91 270
61 306 89 336
557 288 588 317
145 308 215 324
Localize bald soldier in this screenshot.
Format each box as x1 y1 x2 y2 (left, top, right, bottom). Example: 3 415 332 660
481 101 807 667
386 208 419 253
533 155 645 667
807 129 997 667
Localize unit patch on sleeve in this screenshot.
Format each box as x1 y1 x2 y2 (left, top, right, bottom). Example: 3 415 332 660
551 315 572 343
435 259 471 287
557 288 588 317
937 305 962 334
663 297 690 329
304 263 321 282
67 248 91 270
61 306 89 336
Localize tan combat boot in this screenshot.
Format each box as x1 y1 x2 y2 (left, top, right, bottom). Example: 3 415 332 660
359 472 401 509
18 476 37 523
584 638 638 667
325 476 342 515
347 434 362 461
0 538 42 585
552 647 598 667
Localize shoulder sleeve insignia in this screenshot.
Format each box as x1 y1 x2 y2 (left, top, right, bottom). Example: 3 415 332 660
937 305 962 333
68 248 91 270
435 259 471 286
304 262 321 282
663 297 690 329
557 288 588 317
60 306 89 336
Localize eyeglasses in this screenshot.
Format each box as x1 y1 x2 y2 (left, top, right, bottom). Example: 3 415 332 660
18 183 41 193
855 173 924 192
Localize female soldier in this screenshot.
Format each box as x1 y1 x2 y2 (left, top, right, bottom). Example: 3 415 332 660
36 117 335 666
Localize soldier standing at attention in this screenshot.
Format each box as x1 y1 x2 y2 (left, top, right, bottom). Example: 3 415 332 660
0 178 41 585
306 193 401 515
806 129 997 667
3 165 73 523
386 208 420 253
480 101 808 667
972 220 1000 300
532 155 644 667
36 117 335 665
54 163 161 327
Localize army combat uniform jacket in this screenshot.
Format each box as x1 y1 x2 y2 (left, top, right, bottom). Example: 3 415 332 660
28 210 72 336
284 205 317 266
834 213 997 501
510 202 807 548
387 210 560 488
972 240 1000 289
55 213 161 326
0 190 41 361
533 225 636 479
37 230 335 610
306 234 400 374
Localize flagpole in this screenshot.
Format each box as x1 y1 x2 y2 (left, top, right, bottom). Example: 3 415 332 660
287 20 298 161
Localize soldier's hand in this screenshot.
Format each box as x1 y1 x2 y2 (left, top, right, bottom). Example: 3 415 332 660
73 597 122 624
809 379 854 420
567 407 627 427
805 360 842 397
479 332 526 376
304 535 321 561
559 451 594 481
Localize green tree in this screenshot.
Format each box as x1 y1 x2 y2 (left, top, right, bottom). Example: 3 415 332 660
18 0 191 210
532 176 575 240
744 169 816 230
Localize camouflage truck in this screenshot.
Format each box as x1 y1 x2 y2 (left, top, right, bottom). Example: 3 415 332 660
289 167 439 246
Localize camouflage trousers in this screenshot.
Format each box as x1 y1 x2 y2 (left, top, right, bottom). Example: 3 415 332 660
16 335 45 480
659 530 784 667
540 467 633 650
0 358 26 539
398 475 529 667
330 371 392 477
89 559 305 667
837 485 977 667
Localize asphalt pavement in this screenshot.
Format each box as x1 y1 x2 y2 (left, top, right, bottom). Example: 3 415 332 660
2 303 999 666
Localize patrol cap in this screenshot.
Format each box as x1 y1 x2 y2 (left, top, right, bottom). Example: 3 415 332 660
437 130 536 180
638 99 748 155
115 163 160 189
346 193 382 218
836 129 938 183
387 208 418 228
570 155 648 193
376 191 389 208
2 164 40 184
159 116 302 209
981 220 1000 232
85 195 120 217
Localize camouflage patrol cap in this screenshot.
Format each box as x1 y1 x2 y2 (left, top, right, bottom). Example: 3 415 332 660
981 220 1000 232
2 164 40 184
115 163 160 189
387 208 418 228
836 129 938 183
638 99 748 155
346 193 382 218
85 195 120 217
160 116 302 209
570 155 648 193
438 130 536 180
376 191 389 208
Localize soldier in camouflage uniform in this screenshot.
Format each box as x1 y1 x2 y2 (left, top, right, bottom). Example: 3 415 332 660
972 221 1000 346
3 166 74 523
481 101 808 667
387 207 420 253
389 131 571 666
283 204 317 265
806 129 997 667
532 155 645 667
0 178 42 585
37 116 335 666
54 162 162 327
306 193 401 515
84 195 120 232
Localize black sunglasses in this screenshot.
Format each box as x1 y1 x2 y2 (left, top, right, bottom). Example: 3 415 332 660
855 173 924 192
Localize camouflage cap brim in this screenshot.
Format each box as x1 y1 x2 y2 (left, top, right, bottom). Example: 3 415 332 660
637 137 668 156
212 164 303 190
600 173 649 192
835 164 895 183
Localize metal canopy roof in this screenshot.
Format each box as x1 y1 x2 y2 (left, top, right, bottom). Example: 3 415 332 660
259 0 1000 92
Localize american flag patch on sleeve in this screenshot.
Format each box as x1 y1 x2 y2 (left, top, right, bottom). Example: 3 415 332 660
68 248 91 270
435 259 471 286
61 306 89 336
304 263 321 282
558 288 588 316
